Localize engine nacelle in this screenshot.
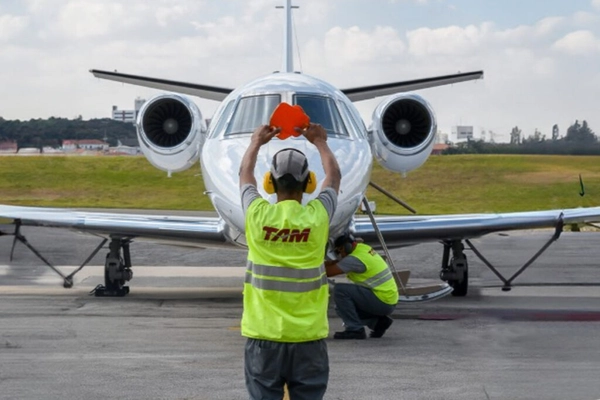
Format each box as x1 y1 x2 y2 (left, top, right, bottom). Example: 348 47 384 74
370 93 437 175
137 94 207 173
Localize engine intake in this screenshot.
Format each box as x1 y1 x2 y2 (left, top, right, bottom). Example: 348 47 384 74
370 94 437 174
137 94 206 173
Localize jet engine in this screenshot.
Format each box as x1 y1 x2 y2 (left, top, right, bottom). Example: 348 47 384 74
369 93 437 175
136 94 207 173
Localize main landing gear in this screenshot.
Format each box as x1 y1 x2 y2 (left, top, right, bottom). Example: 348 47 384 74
92 237 133 297
6 220 133 297
438 217 565 295
439 240 469 297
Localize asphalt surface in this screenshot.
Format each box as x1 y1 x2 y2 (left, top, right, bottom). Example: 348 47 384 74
1 225 600 400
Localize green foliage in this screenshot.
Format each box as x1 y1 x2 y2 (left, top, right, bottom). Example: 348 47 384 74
446 121 598 155
565 120 597 143
0 156 209 210
1 155 599 215
365 154 600 215
0 117 136 149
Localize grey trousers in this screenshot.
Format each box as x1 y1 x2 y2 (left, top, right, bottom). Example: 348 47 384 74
333 283 396 331
244 338 329 400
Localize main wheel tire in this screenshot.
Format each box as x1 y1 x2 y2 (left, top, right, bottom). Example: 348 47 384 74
449 268 468 297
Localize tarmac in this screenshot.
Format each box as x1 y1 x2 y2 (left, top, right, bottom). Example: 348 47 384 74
1 225 600 400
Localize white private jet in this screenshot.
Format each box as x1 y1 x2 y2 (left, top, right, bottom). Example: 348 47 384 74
2 1 600 300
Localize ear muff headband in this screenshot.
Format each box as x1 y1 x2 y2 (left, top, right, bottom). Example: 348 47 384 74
263 171 316 194
343 241 353 254
336 233 355 254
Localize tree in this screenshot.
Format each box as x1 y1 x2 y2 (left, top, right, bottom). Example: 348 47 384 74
565 120 597 143
0 117 136 148
525 128 545 143
552 124 559 141
509 126 521 145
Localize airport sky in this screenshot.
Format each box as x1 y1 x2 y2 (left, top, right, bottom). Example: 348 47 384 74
1 0 599 142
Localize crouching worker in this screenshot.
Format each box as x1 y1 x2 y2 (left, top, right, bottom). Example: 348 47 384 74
325 234 399 339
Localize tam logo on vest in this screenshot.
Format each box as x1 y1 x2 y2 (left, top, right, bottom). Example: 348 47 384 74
262 226 311 242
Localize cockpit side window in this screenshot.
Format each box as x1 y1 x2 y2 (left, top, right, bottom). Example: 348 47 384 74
294 95 348 136
225 95 281 136
208 100 235 139
339 101 367 139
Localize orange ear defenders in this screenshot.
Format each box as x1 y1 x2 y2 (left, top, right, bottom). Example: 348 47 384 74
262 171 317 194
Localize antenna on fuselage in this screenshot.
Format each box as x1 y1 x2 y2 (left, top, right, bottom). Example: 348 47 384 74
276 0 298 73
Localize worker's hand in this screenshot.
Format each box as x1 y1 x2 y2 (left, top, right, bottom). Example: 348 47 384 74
251 125 280 146
299 123 327 145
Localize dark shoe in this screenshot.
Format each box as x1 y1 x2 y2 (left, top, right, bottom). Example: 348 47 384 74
370 316 393 338
333 329 366 340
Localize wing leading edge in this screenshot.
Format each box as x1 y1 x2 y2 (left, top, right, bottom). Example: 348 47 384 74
3 205 599 250
0 205 230 248
90 69 233 102
90 69 483 103
342 70 484 102
353 207 600 249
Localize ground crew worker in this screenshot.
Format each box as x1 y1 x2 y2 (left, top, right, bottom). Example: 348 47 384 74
325 234 399 339
239 122 341 400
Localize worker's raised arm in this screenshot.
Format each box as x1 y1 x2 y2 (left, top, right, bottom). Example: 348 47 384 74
239 125 280 188
301 124 341 194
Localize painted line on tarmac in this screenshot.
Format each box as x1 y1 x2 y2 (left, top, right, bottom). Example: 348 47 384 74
479 286 600 297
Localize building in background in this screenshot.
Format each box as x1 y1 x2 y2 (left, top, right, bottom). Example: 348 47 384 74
0 140 18 154
108 138 141 156
62 139 109 152
452 125 474 142
435 129 449 144
112 97 146 124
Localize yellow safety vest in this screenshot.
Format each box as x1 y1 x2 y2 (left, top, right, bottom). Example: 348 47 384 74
346 243 399 305
242 197 330 342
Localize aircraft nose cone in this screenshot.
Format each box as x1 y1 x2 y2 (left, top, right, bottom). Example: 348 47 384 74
163 119 179 134
395 119 411 135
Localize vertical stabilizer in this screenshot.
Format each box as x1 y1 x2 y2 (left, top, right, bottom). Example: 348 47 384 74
279 0 294 73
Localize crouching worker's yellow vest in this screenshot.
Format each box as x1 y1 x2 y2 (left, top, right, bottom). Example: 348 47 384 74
346 243 399 305
242 198 330 342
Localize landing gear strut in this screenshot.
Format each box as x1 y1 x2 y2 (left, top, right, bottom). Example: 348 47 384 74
440 240 469 297
5 221 135 296
92 237 133 297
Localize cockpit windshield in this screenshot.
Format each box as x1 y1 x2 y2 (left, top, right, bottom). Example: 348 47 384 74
294 95 347 136
224 94 349 137
225 95 281 135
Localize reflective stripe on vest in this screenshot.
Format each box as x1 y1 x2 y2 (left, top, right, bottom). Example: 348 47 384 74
347 243 399 305
242 197 330 342
245 262 328 292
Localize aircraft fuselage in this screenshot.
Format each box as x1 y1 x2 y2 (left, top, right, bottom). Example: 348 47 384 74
201 72 373 246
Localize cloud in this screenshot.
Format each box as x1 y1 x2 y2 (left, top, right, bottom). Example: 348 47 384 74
592 0 600 11
407 24 490 57
57 2 128 38
321 25 406 66
533 17 564 37
572 11 600 25
0 14 29 42
553 30 600 55
388 0 430 4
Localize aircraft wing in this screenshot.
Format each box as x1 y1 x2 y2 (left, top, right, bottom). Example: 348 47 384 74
90 69 483 103
341 70 484 102
353 207 600 248
0 205 230 248
3 204 599 250
90 69 234 102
